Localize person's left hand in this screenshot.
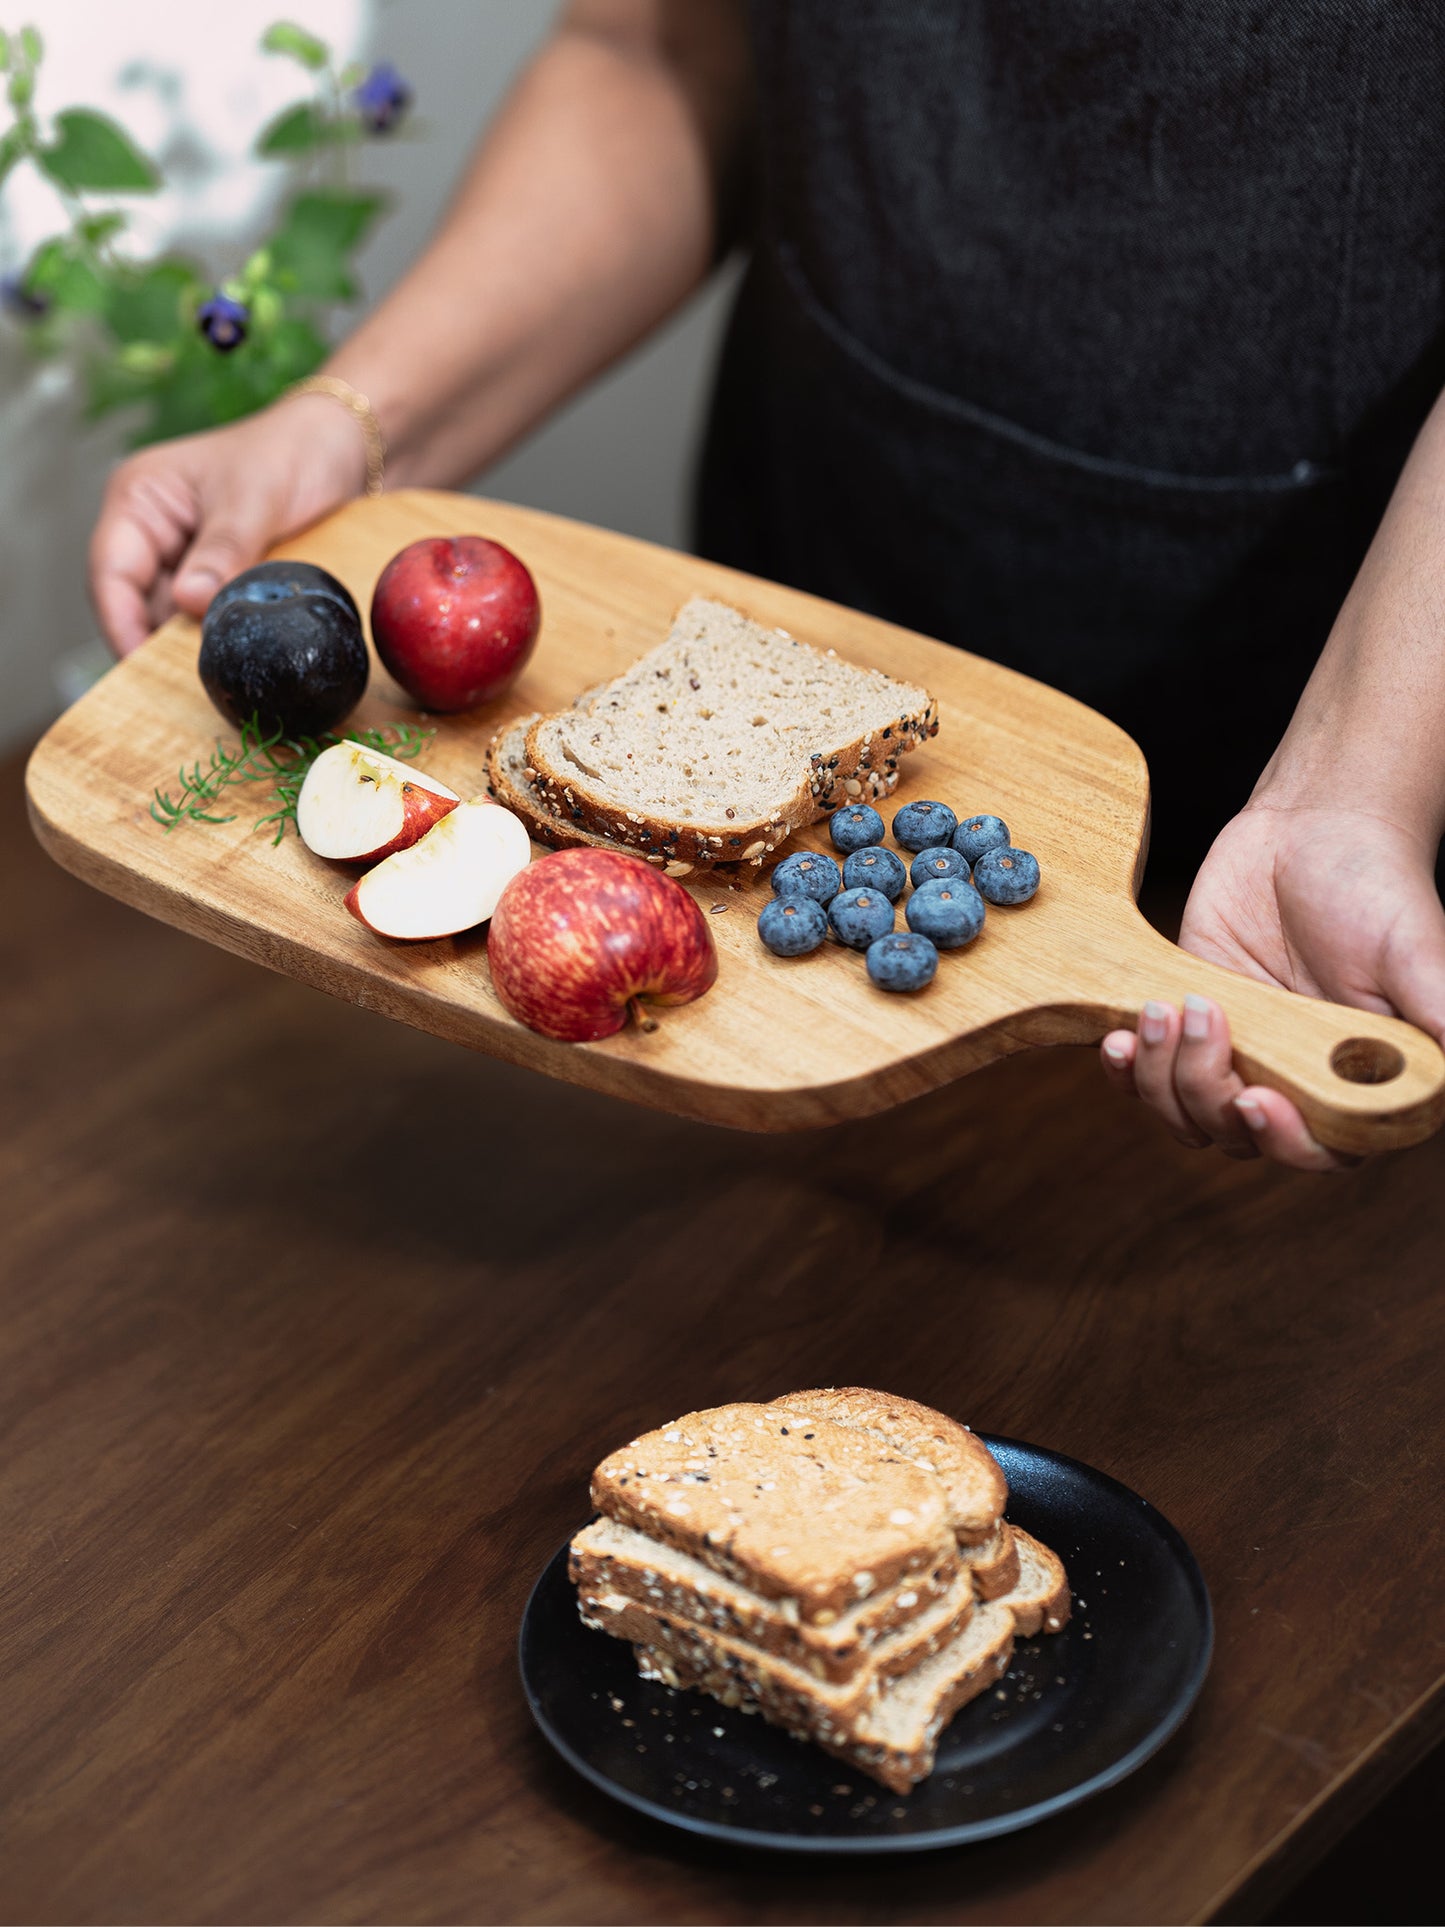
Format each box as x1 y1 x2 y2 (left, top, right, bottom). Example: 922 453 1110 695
1099 803 1445 1170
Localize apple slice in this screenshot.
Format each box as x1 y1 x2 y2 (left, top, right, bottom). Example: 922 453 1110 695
344 799 531 939
297 740 461 863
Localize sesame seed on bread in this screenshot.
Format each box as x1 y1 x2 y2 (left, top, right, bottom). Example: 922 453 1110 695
524 598 938 866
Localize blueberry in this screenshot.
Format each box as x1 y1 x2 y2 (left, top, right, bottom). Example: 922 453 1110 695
353 61 412 133
828 887 895 950
952 813 1011 865
757 895 828 957
829 802 886 854
771 850 841 904
892 799 959 851
0 271 48 321
973 846 1041 905
842 844 907 901
867 931 939 992
905 878 987 948
197 290 249 352
909 846 970 888
199 561 368 737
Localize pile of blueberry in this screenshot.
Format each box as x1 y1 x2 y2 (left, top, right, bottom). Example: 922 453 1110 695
756 800 1041 994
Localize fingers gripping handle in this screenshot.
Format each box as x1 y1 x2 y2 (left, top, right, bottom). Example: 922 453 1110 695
1083 920 1445 1155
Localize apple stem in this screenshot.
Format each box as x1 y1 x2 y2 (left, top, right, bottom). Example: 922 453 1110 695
627 996 659 1034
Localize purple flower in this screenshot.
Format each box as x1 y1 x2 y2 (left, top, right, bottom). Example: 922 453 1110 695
353 61 411 134
0 272 50 321
197 291 249 352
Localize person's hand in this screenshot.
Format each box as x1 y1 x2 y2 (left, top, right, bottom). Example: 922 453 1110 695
88 392 371 656
1099 804 1445 1170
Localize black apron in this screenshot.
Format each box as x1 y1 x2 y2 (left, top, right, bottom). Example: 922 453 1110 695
696 2 1445 879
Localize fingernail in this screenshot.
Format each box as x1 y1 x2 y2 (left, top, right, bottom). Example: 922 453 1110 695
1234 1095 1266 1130
1103 1041 1129 1066
1140 1000 1170 1045
1182 994 1210 1042
176 566 219 596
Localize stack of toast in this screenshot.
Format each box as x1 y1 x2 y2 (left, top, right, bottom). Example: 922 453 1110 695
570 1388 1069 1794
486 598 938 882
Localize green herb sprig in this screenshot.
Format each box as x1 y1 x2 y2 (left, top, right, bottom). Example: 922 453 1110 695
151 714 437 845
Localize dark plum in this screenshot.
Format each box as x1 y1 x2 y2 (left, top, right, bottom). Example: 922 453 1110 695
199 561 368 738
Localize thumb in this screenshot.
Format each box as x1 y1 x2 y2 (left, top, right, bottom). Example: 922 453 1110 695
172 488 282 617
1378 868 1445 1043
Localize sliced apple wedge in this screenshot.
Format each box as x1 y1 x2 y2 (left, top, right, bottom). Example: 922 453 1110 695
297 740 460 863
344 799 531 939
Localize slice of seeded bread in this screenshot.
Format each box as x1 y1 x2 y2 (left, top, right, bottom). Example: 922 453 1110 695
1003 1527 1072 1638
634 1596 1019 1797
582 1561 976 1724
590 1403 957 1622
485 716 749 884
525 598 939 866
775 1389 1008 1547
570 1516 961 1685
959 1521 1020 1602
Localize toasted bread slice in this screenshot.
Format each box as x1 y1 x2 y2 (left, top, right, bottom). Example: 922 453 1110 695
634 1599 1018 1798
589 1561 977 1726
525 598 938 866
1003 1527 1071 1638
569 1515 960 1685
959 1521 1020 1601
590 1403 956 1621
776 1389 1008 1546
485 717 749 884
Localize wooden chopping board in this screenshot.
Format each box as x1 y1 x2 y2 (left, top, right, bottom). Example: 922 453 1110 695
25 488 1445 1152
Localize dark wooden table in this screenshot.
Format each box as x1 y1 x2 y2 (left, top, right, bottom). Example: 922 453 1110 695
4 746 1444 1925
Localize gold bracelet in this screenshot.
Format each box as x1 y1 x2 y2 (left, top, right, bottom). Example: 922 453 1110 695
286 373 386 496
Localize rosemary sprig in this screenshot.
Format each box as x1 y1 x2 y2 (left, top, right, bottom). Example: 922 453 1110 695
151 714 438 845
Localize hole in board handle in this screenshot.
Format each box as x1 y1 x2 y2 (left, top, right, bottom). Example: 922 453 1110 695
1330 1037 1406 1085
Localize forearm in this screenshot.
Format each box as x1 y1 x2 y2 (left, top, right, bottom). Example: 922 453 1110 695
1252 386 1445 845
322 0 749 487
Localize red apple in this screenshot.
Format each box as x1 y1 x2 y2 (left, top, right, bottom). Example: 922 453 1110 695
370 534 540 711
297 740 459 863
345 799 531 939
487 848 718 1042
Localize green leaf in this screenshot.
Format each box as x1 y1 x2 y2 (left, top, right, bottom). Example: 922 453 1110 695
20 24 41 64
103 257 196 342
0 29 10 71
0 125 22 187
78 210 127 248
40 109 160 191
8 66 33 108
24 237 107 313
267 188 385 300
254 100 337 155
267 314 327 381
261 21 329 70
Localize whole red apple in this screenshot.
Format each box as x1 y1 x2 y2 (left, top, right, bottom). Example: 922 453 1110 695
370 534 540 711
488 848 719 1041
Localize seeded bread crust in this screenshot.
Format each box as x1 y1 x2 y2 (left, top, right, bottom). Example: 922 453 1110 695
959 1521 1020 1602
485 717 750 886
1003 1527 1072 1638
581 1562 976 1724
589 1403 957 1621
525 599 939 866
634 1599 1018 1797
569 1516 961 1686
776 1389 1008 1547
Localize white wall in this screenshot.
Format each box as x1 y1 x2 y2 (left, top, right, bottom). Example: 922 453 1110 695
0 0 736 751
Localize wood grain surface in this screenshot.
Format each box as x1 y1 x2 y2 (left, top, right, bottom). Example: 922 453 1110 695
23 489 1445 1154
4 745 1444 1927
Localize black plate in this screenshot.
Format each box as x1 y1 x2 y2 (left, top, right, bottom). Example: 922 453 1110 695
518 1436 1212 1853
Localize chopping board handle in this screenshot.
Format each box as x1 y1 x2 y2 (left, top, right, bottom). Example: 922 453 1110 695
1054 909 1445 1156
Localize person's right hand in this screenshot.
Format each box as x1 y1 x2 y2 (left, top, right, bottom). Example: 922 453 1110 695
89 391 371 656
